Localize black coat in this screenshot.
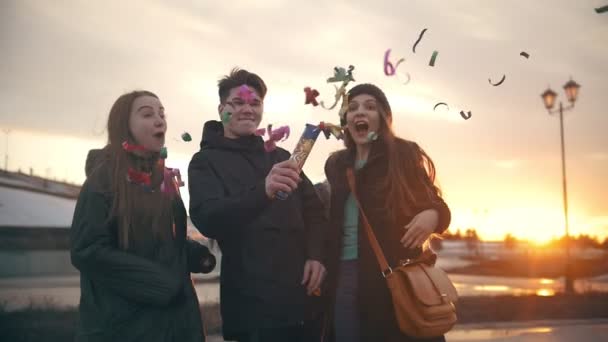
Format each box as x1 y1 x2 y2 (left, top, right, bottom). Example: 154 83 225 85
323 138 451 342
70 159 213 342
188 121 328 339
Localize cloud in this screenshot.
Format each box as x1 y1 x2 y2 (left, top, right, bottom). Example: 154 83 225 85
1 0 606 180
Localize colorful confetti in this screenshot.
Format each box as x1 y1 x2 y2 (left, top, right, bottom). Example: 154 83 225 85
160 167 185 195
395 58 405 70
595 5 608 13
412 28 428 53
122 141 146 152
321 84 347 110
127 167 152 187
327 65 355 83
433 102 449 111
398 72 411 85
160 147 168 159
304 87 320 106
383 49 405 76
254 127 266 136
384 49 395 76
429 50 439 67
263 124 290 152
489 74 506 86
520 51 530 59
460 111 472 120
181 132 192 142
317 121 344 140
321 65 355 110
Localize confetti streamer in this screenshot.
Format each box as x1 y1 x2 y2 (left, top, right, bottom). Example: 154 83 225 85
171 169 185 187
317 121 344 140
127 168 152 187
433 102 449 111
254 128 266 136
395 58 405 70
460 111 472 120
160 147 168 159
384 49 396 76
321 65 355 110
221 111 232 124
398 72 411 85
321 84 347 110
181 132 192 142
412 28 428 53
384 49 405 76
122 141 146 152
160 167 185 195
429 51 439 67
304 87 320 106
263 124 290 152
595 5 608 13
488 74 506 86
520 51 530 59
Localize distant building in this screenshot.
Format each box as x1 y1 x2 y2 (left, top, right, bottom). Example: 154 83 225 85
0 170 79 250
0 169 210 277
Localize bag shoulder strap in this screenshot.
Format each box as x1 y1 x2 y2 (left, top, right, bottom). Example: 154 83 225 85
346 168 392 276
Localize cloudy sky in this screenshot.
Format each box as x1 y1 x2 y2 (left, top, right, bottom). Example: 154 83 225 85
1 0 607 241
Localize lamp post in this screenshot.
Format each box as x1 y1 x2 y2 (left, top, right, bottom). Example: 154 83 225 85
2 129 9 171
540 78 581 295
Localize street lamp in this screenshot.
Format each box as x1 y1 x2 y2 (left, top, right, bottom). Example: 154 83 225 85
2 129 9 171
540 78 581 295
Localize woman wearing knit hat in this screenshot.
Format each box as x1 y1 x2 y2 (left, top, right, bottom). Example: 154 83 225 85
323 83 451 342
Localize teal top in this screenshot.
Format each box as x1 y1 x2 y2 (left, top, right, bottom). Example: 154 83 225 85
341 159 367 260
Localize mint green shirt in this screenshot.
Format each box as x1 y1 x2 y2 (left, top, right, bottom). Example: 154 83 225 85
341 159 367 260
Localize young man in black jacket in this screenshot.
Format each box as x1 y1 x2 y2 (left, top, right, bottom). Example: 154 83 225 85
188 68 328 342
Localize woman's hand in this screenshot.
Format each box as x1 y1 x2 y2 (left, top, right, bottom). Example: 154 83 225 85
400 209 439 249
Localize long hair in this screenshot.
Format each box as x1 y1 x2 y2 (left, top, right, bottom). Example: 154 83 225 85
343 84 442 222
103 90 174 250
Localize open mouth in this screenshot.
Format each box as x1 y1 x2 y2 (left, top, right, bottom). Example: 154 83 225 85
354 121 369 134
153 132 165 139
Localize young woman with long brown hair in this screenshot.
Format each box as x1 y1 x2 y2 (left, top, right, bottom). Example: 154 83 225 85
70 90 215 341
323 84 451 342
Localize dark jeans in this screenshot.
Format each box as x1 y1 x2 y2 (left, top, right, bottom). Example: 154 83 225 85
334 259 359 342
231 320 323 342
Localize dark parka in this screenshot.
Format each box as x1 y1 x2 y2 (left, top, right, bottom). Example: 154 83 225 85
323 138 451 342
188 121 328 340
71 156 215 342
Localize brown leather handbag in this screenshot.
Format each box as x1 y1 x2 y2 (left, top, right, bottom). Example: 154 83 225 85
346 169 458 338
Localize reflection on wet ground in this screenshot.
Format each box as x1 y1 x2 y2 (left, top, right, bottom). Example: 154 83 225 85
447 320 608 342
451 273 608 297
1 272 607 310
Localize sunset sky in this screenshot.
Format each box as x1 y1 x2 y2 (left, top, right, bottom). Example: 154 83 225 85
1 0 607 242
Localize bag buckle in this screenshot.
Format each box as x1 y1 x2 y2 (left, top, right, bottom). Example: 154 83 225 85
382 267 393 278
399 259 413 266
